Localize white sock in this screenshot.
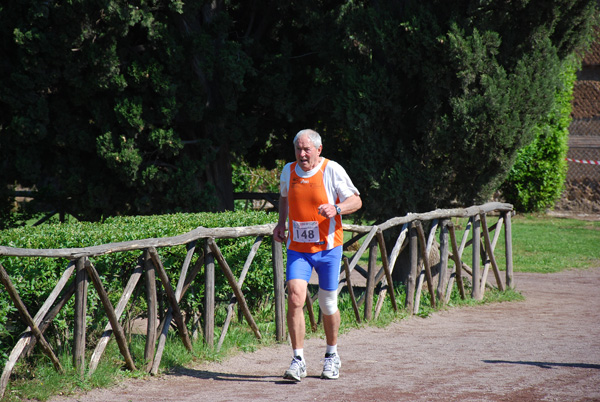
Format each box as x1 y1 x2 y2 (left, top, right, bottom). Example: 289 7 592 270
293 349 304 360
326 344 337 355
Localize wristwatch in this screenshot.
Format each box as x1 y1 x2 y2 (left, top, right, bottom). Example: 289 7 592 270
334 204 341 215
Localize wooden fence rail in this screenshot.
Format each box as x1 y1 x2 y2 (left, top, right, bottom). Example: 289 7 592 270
0 202 513 398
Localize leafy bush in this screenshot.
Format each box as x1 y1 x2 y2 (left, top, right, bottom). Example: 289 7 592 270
232 159 285 211
232 159 285 194
0 211 277 368
500 59 575 212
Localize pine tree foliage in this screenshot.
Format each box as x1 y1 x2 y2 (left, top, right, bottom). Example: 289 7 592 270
319 0 598 218
0 0 597 226
0 0 252 221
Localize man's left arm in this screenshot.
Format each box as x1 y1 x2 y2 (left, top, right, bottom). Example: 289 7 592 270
318 193 362 219
318 161 362 218
337 194 362 215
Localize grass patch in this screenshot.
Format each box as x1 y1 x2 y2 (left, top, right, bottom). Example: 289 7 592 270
509 214 600 272
454 213 600 274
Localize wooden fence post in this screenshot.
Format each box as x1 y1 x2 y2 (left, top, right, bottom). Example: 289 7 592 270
217 237 264 351
437 220 450 304
271 236 286 342
151 246 203 374
374 224 407 319
89 258 143 376
305 292 318 332
406 222 418 314
207 239 262 340
503 211 514 289
0 262 74 399
415 221 436 310
343 256 361 323
204 241 215 347
73 257 88 375
143 250 158 370
471 214 483 300
84 259 136 371
375 230 398 312
148 247 193 351
447 222 466 299
0 262 63 380
480 213 505 292
364 238 378 321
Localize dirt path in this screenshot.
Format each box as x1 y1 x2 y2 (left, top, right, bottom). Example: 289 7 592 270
51 267 600 402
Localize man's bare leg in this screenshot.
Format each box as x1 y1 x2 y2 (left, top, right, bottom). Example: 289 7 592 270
323 309 340 347
287 279 308 350
283 279 309 381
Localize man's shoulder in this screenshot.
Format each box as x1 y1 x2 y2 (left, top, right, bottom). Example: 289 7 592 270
323 159 347 174
281 162 294 175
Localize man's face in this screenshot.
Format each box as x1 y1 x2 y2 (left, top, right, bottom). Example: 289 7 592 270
295 135 322 172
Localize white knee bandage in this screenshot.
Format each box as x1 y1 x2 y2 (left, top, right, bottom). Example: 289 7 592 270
318 288 338 315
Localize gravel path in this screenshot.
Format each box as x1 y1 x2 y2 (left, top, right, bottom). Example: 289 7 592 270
50 267 600 402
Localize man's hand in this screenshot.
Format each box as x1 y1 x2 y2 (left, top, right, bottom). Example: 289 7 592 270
318 195 362 219
273 223 287 243
318 204 337 219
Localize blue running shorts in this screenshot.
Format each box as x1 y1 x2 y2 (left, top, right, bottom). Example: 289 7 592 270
286 246 342 291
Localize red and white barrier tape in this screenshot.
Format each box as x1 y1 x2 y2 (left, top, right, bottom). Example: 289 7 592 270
565 158 600 165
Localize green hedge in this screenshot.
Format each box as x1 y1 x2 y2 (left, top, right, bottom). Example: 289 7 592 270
0 211 278 368
500 59 576 212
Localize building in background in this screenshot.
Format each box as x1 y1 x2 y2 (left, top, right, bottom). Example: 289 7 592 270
556 37 600 214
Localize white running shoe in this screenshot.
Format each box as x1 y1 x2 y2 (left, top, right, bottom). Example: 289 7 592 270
320 353 341 379
283 356 307 381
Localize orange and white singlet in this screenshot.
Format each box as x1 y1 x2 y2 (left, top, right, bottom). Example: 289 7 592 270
280 158 360 253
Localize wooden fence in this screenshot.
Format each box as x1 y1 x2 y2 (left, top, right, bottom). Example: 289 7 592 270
0 202 513 398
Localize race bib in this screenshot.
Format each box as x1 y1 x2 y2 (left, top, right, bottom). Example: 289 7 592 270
292 220 319 243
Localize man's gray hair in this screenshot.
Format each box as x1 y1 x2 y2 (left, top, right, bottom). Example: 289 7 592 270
294 129 322 148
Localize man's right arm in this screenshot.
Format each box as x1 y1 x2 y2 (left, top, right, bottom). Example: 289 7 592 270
273 196 288 243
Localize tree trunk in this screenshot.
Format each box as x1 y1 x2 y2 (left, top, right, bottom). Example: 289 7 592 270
205 142 234 211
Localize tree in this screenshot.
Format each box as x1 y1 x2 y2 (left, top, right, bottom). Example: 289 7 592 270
0 0 254 223
316 0 598 221
1 0 597 228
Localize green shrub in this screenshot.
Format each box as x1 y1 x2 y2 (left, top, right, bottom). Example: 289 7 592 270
232 159 285 211
0 211 277 368
500 59 575 212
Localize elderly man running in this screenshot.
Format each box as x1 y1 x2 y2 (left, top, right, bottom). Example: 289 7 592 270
273 129 362 381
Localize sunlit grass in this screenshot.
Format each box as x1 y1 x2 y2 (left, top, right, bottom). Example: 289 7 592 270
455 214 600 273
